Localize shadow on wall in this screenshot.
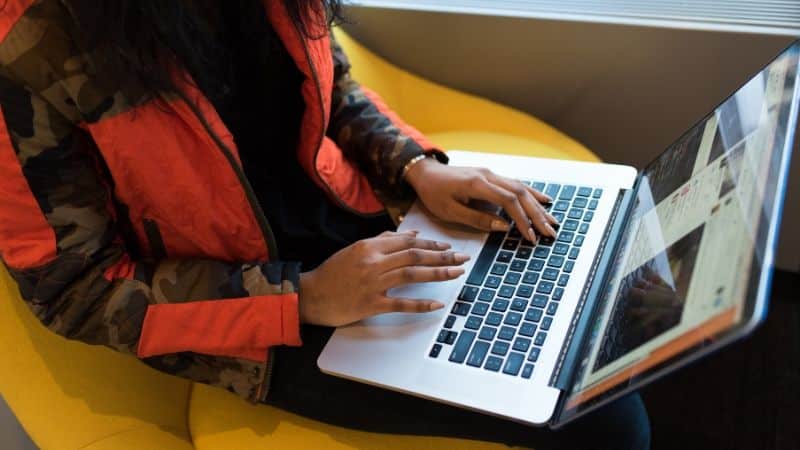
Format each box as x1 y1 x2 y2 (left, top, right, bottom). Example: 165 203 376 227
0 395 37 450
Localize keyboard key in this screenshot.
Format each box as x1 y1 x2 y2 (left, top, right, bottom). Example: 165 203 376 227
522 363 534 379
542 268 559 281
559 185 576 201
554 200 569 212
498 285 516 298
446 331 458 345
573 197 588 208
525 308 543 322
429 344 442 358
504 272 521 285
466 232 504 286
541 317 553 330
504 312 522 326
553 287 564 301
547 302 559 315
516 246 532 259
492 299 510 312
537 281 554 294
508 227 522 238
485 276 501 288
479 326 497 340
589 199 598 210
491 263 508 276
437 330 448 343
478 289 495 302
532 181 546 192
592 188 603 198
553 243 569 255
548 256 565 268
574 235 585 247
486 312 503 326
564 261 575 273
523 271 539 284
465 316 482 330
503 352 525 376
491 341 510 356
531 294 548 308
584 211 595 222
579 223 590 234
496 251 513 263
539 235 555 246
484 356 503 371
503 240 519 251
516 284 534 298
528 259 545 271
459 286 479 302
558 274 570 287
452 302 471 316
510 259 526 272
567 208 584 220
498 326 516 341
528 347 541 362
444 315 457 329
569 248 580 260
552 212 565 222
563 219 579 232
519 322 537 337
513 337 532 353
471 302 489 316
545 184 560 198
534 332 547 346
533 247 550 259
558 231 575 243
449 330 476 363
466 340 490 367
577 186 592 197
511 298 528 311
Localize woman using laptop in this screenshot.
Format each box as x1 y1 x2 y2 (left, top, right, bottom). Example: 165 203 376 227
0 0 648 448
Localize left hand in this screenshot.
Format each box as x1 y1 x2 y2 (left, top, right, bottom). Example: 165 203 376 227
405 158 559 243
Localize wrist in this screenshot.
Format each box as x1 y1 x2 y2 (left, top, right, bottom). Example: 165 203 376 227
404 155 439 191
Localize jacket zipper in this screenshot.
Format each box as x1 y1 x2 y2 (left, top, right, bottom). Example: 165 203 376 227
291 22 386 219
172 89 280 401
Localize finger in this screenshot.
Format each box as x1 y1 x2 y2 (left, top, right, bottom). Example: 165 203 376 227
487 174 557 239
375 295 446 314
378 230 418 238
374 233 451 254
378 266 465 290
526 184 553 204
469 177 531 236
447 201 510 232
380 248 470 272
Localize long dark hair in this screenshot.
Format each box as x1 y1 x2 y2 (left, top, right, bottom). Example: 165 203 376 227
62 0 344 101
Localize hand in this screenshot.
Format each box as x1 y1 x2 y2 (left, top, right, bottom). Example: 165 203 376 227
298 230 470 327
405 158 558 243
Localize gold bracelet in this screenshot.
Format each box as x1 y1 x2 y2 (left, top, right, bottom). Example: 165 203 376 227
401 154 430 180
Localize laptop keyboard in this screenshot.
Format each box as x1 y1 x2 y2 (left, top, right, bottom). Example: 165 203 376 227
428 181 603 380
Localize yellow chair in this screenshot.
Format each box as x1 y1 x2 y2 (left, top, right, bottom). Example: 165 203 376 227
0 31 597 450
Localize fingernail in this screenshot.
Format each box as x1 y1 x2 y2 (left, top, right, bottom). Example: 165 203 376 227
436 241 451 250
545 195 553 203
491 220 510 232
430 301 445 311
448 267 466 277
454 252 471 263
527 227 536 242
410 230 420 235
548 214 559 224
546 224 557 238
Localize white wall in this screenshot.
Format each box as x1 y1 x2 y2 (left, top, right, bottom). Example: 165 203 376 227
343 6 800 271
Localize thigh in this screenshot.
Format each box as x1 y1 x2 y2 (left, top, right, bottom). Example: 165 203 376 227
265 325 651 450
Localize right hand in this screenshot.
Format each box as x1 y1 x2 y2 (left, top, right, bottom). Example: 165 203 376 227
298 230 470 327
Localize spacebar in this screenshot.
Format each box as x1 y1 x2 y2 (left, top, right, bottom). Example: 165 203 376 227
465 232 505 286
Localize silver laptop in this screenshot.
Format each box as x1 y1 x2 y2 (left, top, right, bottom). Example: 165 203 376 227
319 41 800 428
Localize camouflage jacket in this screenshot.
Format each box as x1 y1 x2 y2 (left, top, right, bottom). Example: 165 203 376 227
0 0 444 402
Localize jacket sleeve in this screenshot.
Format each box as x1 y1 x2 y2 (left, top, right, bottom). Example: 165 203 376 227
0 52 299 404
327 33 448 200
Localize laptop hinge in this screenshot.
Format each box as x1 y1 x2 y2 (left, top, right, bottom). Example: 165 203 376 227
548 183 638 390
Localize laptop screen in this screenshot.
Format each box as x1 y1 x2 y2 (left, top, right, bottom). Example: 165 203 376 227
558 41 800 424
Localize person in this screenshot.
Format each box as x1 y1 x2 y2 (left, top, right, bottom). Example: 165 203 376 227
0 1 650 448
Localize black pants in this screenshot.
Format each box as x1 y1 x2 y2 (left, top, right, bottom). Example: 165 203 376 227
258 184 651 449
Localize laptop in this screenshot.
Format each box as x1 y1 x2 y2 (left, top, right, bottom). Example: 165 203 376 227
318 41 800 428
